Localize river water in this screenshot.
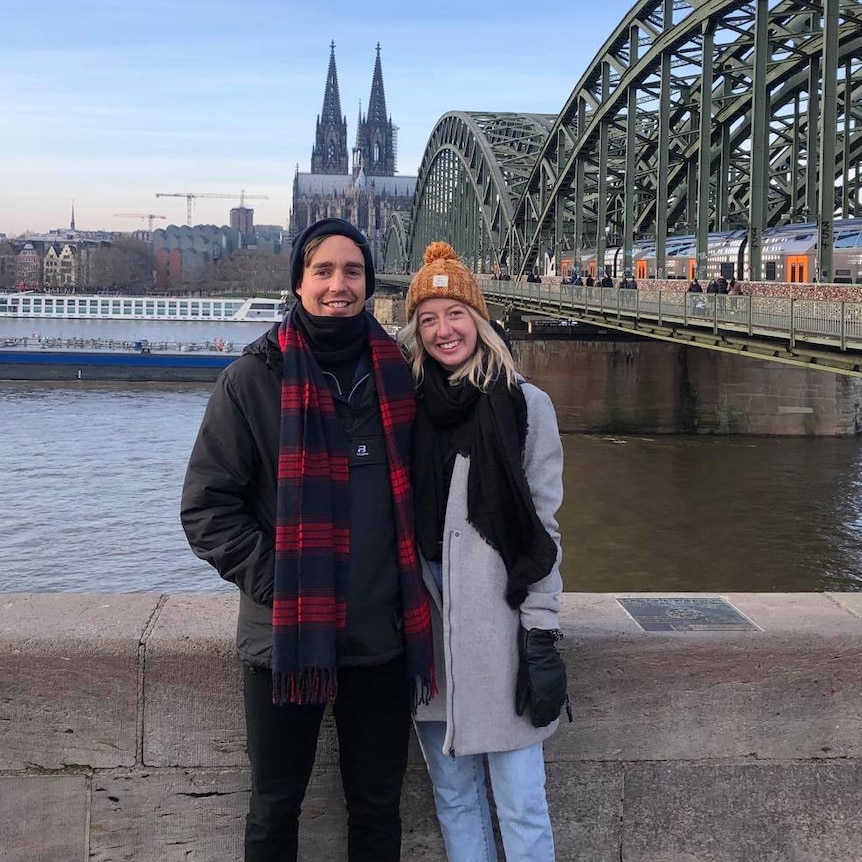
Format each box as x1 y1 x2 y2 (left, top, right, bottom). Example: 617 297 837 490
2 317 861 594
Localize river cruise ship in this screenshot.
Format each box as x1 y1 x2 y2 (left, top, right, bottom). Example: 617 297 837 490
0 293 285 322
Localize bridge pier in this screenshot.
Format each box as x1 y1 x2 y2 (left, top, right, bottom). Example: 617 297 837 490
514 339 862 436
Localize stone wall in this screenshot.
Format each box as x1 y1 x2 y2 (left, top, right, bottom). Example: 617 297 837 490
514 339 862 436
2 592 862 861
373 295 407 327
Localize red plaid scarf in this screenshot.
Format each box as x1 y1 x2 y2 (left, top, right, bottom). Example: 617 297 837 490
272 310 435 709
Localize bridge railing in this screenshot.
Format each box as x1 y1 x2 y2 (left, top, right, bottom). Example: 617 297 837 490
477 279 862 352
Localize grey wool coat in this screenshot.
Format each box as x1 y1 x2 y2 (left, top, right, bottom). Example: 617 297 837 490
414 380 565 757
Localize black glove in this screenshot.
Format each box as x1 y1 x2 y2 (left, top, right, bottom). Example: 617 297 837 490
515 627 569 728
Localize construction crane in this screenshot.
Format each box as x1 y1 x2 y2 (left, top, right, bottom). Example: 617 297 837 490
154 190 269 226
114 212 167 232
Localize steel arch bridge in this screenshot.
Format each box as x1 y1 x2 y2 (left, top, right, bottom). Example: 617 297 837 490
385 0 862 283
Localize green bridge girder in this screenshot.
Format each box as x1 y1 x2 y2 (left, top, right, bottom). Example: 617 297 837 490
385 112 555 274
385 0 862 284
383 211 410 274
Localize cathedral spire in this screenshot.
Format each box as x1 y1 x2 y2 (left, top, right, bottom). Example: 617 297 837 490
366 43 388 129
70 201 76 231
311 41 348 174
320 41 343 127
355 43 396 177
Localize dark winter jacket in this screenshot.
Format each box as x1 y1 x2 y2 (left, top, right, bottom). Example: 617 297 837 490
180 321 404 667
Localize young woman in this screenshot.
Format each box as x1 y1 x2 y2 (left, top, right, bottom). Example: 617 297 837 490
398 241 569 862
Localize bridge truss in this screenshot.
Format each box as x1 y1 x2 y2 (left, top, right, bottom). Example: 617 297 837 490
395 112 555 274
389 0 862 283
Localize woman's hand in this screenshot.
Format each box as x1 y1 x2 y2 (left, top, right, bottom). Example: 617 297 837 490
515 628 569 727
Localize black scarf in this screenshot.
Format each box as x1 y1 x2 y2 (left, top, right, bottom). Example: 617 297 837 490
413 358 558 608
292 304 367 394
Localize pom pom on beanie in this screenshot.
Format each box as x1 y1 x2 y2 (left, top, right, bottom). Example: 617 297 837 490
405 241 489 321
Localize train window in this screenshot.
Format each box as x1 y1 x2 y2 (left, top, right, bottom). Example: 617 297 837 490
835 231 860 248
764 261 777 280
719 262 735 279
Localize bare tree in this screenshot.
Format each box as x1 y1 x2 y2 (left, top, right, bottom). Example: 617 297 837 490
0 242 15 289
89 238 153 292
210 250 291 296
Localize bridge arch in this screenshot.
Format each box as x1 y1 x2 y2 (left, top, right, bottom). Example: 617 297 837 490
382 211 410 274
399 111 554 274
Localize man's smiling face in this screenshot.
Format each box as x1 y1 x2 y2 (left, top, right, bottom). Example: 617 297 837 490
296 234 367 317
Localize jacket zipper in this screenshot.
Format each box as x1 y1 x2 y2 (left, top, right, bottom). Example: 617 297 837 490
444 528 459 758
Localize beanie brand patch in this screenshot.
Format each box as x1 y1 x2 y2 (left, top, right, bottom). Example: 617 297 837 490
432 275 449 287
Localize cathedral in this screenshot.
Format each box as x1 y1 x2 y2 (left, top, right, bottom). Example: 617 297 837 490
288 43 416 269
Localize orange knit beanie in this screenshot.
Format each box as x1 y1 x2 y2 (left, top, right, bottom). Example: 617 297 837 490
405 241 490 322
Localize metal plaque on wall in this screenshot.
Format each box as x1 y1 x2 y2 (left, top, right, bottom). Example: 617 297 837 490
617 596 760 632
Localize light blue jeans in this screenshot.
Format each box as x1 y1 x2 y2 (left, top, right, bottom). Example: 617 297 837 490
414 720 555 862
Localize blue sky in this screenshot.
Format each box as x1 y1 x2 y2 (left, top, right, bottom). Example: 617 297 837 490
1 0 635 236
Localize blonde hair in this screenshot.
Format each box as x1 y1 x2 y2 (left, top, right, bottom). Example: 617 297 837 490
397 305 517 391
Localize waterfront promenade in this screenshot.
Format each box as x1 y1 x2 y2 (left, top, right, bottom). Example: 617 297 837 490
2 591 861 861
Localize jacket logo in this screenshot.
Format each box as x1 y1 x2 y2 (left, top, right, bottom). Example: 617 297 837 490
355 444 369 457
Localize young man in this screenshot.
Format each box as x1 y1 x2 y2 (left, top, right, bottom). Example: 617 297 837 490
180 217 434 862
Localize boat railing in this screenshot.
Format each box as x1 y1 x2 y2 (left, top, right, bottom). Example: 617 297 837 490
1 336 236 353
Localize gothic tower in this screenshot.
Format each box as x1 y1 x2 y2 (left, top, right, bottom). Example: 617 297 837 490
353 44 396 178
311 42 348 175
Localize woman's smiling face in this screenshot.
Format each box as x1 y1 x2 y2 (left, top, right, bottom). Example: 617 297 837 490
416 298 478 370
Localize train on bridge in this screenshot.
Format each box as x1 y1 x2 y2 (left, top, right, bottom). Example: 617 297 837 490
566 218 862 285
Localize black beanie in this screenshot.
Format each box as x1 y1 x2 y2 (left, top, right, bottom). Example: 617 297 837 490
288 218 376 299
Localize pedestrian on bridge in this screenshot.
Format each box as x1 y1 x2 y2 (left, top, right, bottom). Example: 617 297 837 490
398 240 569 862
728 277 743 312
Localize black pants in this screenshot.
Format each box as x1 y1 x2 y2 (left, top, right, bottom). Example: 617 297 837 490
243 656 411 862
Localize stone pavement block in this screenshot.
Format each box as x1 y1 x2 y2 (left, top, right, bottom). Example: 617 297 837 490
89 768 248 862
548 593 862 763
142 594 246 767
0 593 160 769
546 762 623 862
401 765 445 860
621 761 862 862
88 766 351 861
0 775 87 862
